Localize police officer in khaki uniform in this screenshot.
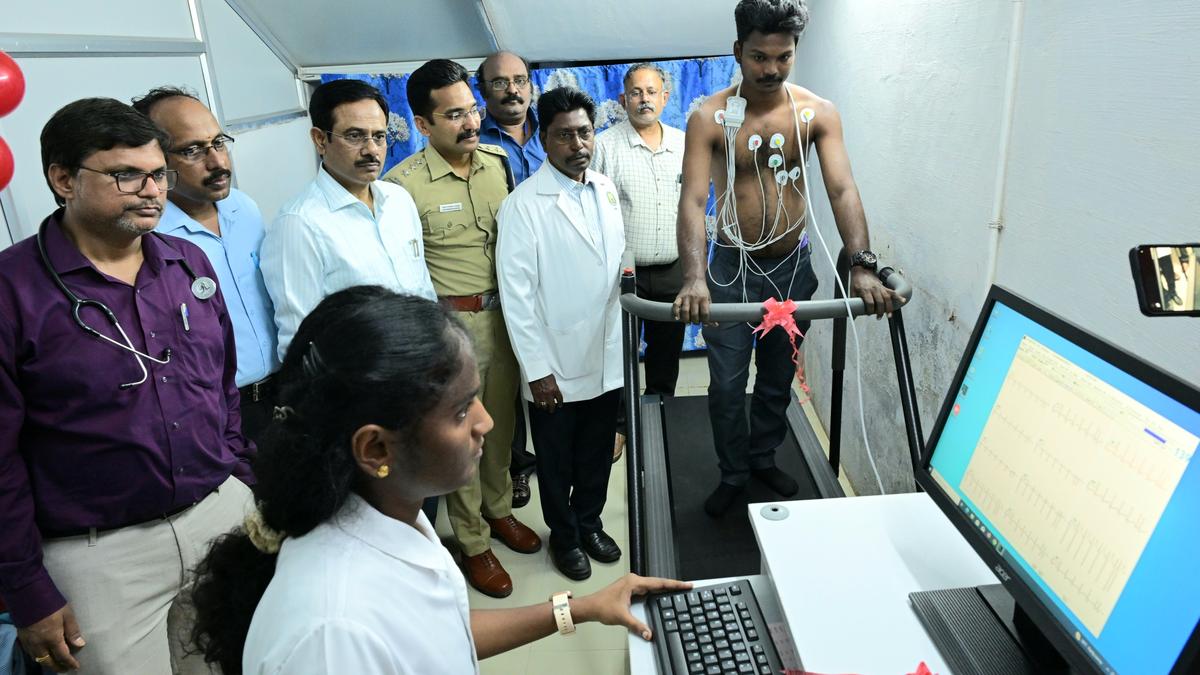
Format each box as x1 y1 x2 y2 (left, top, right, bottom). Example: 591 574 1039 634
384 59 541 599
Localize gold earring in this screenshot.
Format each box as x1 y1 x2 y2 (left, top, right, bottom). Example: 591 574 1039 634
376 465 390 479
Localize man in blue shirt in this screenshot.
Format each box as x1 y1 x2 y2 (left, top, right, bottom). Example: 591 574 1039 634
477 52 546 506
476 52 546 187
134 88 280 442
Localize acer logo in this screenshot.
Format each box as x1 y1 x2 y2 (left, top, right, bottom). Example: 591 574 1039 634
994 564 1011 582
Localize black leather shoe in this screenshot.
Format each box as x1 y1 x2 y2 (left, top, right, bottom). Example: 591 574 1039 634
512 473 531 509
581 530 622 563
550 546 592 581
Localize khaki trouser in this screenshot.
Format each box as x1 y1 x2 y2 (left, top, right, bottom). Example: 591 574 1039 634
40 474 254 674
446 309 519 556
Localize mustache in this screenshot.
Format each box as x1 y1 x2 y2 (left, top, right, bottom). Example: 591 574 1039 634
569 152 591 163
203 169 231 187
125 200 162 211
457 129 480 143
637 103 654 113
757 75 784 84
355 157 381 167
501 94 524 105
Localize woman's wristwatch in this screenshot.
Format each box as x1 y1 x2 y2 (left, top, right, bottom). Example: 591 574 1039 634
551 591 575 635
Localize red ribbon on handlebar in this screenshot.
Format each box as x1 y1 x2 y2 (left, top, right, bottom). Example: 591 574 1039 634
751 297 810 401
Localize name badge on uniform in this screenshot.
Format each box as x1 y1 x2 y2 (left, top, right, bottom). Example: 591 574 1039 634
607 192 618 206
439 203 464 213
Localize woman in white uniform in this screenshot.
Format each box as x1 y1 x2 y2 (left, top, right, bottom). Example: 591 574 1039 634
188 285 687 674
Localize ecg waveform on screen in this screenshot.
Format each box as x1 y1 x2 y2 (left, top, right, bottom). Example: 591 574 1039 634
960 337 1196 636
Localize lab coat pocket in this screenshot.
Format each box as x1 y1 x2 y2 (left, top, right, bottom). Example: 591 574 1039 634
547 318 603 379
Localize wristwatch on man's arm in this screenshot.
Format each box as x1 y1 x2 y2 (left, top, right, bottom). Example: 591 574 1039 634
850 249 879 272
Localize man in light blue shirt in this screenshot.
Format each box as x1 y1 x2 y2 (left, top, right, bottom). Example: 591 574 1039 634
135 87 279 442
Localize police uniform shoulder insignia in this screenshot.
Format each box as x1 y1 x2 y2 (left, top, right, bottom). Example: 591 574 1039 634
477 143 509 158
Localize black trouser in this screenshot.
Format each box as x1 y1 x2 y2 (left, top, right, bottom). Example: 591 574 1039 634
529 389 621 550
510 398 537 477
238 379 275 447
618 260 686 432
637 259 686 396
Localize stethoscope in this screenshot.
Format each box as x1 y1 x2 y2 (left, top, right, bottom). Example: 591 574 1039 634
36 217 218 389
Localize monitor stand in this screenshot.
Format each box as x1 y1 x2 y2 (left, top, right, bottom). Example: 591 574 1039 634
909 584 1070 675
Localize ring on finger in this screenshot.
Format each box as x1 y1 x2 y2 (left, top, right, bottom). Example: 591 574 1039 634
34 654 52 664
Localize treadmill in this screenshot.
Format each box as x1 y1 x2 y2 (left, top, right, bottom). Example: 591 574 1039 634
620 249 922 580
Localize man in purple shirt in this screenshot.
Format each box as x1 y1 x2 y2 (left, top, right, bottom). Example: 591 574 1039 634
0 98 255 673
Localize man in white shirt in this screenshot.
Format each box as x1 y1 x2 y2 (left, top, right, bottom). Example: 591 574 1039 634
592 63 688 461
262 79 436 359
497 88 626 581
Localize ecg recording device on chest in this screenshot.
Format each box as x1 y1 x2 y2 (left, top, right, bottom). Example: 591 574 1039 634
721 95 746 128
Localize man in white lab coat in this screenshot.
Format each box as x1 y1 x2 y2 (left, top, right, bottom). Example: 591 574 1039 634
497 88 626 581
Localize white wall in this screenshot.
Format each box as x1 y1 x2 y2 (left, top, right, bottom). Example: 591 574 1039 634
0 0 316 240
793 0 1200 495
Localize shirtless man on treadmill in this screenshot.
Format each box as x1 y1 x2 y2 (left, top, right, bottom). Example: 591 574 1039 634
674 0 902 516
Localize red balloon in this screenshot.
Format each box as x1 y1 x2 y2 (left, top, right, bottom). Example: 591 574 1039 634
0 50 25 118
0 136 12 191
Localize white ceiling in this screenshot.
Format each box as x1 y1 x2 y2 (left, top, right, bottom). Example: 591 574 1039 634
226 0 736 70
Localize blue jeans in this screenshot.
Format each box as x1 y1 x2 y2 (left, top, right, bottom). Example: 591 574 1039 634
703 244 819 486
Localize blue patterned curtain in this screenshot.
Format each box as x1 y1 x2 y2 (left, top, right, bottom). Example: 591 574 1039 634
321 56 738 352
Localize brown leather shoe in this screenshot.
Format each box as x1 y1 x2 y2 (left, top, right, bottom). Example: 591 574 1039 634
486 515 543 554
463 550 513 598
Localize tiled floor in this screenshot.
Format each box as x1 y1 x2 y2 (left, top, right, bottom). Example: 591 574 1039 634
447 356 844 674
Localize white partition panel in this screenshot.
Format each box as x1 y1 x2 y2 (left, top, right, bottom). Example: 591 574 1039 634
198 0 303 123
1 55 209 240
229 115 317 225
0 200 11 248
2 1 196 40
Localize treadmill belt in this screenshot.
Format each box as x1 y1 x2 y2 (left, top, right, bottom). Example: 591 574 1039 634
662 395 821 581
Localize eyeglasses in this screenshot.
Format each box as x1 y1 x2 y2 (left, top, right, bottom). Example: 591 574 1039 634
326 130 389 148
78 166 178 193
168 134 235 163
551 128 594 145
431 106 482 124
485 76 530 91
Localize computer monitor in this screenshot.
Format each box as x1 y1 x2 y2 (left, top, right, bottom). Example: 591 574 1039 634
915 286 1200 675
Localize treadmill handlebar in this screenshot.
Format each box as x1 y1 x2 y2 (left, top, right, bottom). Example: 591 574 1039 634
618 267 912 322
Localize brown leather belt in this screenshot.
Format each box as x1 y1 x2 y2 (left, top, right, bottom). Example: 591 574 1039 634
439 292 501 312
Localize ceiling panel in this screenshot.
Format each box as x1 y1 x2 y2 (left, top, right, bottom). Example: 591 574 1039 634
225 0 736 71
482 0 735 62
227 0 496 68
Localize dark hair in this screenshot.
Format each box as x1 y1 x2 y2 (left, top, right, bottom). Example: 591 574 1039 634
407 59 470 120
308 79 389 132
40 97 170 206
734 0 809 43
190 286 470 674
536 87 596 136
131 86 202 117
623 63 671 92
474 51 531 95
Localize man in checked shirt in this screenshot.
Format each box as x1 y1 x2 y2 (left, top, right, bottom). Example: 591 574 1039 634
592 63 687 461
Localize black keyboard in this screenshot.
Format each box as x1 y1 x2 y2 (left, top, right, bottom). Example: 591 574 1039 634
648 579 784 675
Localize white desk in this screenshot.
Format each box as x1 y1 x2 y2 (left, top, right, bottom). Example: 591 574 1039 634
630 493 998 674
